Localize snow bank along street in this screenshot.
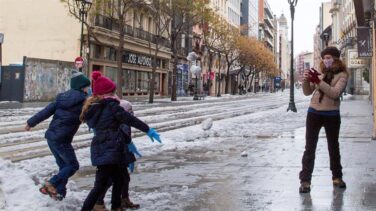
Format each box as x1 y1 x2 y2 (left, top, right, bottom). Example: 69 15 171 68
0 93 375 210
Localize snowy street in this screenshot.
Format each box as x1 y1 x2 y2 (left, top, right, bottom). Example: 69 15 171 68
0 92 375 210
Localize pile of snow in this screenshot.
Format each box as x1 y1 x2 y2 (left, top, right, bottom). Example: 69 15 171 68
201 118 213 131
0 158 85 211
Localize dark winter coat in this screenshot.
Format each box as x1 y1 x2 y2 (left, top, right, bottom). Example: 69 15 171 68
84 98 149 166
27 89 87 142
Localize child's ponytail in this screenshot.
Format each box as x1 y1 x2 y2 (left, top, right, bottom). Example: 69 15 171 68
80 96 101 122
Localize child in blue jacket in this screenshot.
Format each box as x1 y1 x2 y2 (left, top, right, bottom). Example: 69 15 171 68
80 71 161 211
25 70 91 200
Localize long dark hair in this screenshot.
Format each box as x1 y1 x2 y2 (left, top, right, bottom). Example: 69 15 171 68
318 58 349 102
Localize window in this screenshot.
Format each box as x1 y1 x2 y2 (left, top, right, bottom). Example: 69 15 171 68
139 14 144 29
105 66 118 82
148 17 153 33
162 59 167 69
137 71 150 92
124 69 136 92
93 44 102 59
107 47 117 61
133 11 137 28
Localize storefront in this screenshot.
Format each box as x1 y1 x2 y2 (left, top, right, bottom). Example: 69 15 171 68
90 45 170 96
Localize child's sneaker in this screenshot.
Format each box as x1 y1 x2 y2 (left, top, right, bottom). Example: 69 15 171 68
299 181 311 193
39 182 57 195
333 178 346 188
93 203 109 211
122 197 140 209
39 182 63 201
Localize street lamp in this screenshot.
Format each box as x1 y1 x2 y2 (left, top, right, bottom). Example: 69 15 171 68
0 33 4 85
287 0 297 112
187 52 201 100
323 32 329 47
75 0 92 71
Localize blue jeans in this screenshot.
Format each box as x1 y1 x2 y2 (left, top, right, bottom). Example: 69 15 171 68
47 139 79 197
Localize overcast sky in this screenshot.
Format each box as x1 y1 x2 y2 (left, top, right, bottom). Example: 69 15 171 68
267 0 331 56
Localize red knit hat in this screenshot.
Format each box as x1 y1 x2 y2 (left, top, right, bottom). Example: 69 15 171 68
91 71 116 95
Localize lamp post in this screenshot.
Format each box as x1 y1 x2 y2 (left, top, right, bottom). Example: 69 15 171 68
323 32 329 47
0 33 3 85
287 0 297 112
217 52 221 97
187 52 201 100
75 0 92 72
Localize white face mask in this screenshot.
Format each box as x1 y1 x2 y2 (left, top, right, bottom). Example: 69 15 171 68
323 58 334 68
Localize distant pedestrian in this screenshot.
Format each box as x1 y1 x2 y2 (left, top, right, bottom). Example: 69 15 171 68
80 71 161 211
25 70 91 200
299 46 349 193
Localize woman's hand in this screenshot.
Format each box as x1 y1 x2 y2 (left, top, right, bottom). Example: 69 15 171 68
303 70 310 82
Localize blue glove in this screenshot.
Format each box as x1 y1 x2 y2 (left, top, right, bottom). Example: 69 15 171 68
87 87 93 96
147 128 162 143
128 162 135 173
128 142 142 158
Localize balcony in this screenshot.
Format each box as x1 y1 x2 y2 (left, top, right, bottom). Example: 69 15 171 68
264 16 274 29
134 27 155 42
94 15 171 49
264 26 274 38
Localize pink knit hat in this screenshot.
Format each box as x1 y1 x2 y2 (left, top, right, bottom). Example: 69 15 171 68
91 71 116 95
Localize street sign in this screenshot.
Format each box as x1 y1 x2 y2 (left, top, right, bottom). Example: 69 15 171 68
74 56 84 69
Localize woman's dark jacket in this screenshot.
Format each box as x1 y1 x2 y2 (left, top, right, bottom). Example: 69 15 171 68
84 98 149 166
27 89 87 142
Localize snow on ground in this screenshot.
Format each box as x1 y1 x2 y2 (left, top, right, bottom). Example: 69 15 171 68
0 91 312 210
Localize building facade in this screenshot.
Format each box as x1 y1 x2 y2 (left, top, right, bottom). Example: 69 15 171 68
258 0 275 52
0 0 81 65
329 0 369 95
296 52 314 83
89 8 172 97
240 0 259 37
278 14 290 81
227 0 242 27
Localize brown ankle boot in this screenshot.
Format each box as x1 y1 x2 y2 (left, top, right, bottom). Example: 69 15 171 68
93 203 109 211
122 197 140 209
333 178 346 188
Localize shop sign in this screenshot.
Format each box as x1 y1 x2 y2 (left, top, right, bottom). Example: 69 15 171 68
348 49 369 68
357 27 373 57
126 52 152 67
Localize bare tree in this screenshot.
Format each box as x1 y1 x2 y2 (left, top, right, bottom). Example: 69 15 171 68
61 0 146 97
237 36 278 93
157 0 208 101
138 1 170 103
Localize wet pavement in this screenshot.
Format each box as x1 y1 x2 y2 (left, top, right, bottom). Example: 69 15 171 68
73 96 376 211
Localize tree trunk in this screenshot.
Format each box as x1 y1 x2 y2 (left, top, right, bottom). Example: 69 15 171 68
249 71 255 92
171 40 178 101
224 57 232 94
116 20 125 98
207 52 213 96
149 49 158 104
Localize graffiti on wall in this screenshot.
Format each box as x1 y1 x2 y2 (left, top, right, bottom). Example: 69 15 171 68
24 58 74 101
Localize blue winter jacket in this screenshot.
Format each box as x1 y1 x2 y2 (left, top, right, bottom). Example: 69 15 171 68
27 89 87 142
84 98 149 166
